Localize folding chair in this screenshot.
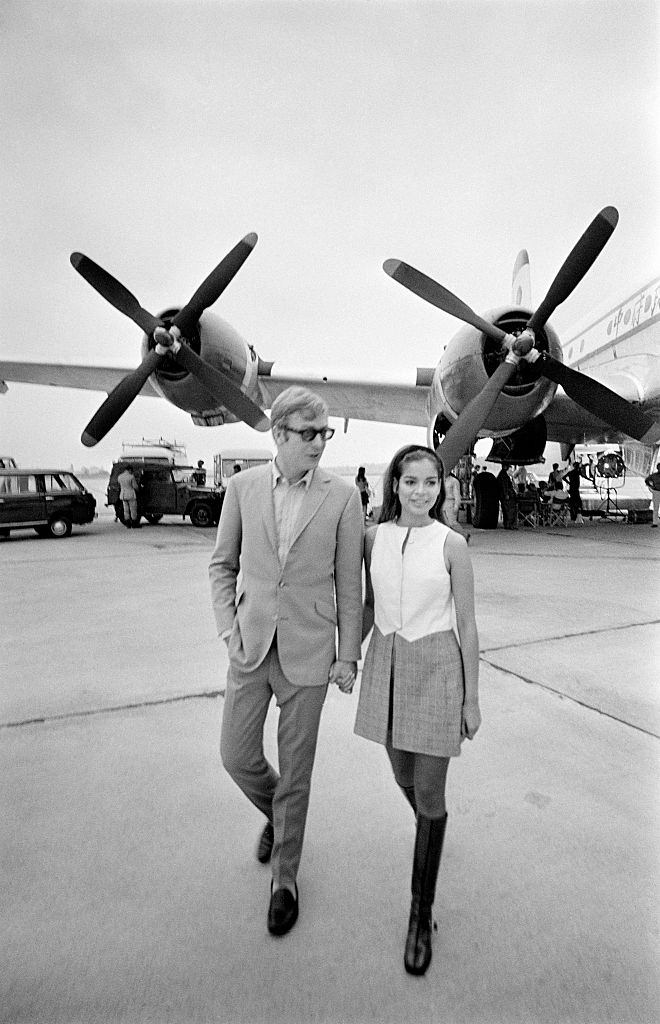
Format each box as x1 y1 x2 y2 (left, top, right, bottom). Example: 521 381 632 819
516 496 540 528
546 497 569 527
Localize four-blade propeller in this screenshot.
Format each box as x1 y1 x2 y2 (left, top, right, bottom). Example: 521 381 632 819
73 212 655 459
71 233 269 446
384 207 655 470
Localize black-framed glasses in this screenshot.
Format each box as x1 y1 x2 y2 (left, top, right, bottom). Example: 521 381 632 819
283 425 335 442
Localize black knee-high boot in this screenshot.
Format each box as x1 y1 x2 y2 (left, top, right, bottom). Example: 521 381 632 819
404 813 447 976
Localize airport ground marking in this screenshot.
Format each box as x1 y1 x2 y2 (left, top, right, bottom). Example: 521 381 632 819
481 618 660 654
0 688 225 731
480 657 660 741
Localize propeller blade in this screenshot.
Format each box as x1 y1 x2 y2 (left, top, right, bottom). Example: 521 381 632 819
528 207 619 332
70 253 162 335
383 259 508 346
539 354 657 442
81 350 165 447
172 344 270 431
173 233 258 337
437 359 519 472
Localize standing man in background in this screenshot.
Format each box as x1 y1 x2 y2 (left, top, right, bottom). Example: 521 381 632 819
117 464 140 529
209 386 364 936
563 459 585 524
497 464 518 530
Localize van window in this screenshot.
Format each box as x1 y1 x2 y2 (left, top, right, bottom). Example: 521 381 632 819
221 457 271 477
0 474 38 495
44 473 83 492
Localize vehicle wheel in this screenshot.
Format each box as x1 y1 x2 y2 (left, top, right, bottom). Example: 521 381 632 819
472 472 499 529
145 514 164 525
0 528 9 539
114 502 128 525
190 502 214 527
48 515 72 538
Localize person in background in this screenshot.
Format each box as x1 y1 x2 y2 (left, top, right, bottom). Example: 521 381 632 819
209 386 364 937
192 460 207 486
117 464 140 529
355 466 372 519
644 461 660 527
355 444 480 977
497 464 518 529
547 463 564 491
443 470 469 540
563 459 585 523
512 464 530 493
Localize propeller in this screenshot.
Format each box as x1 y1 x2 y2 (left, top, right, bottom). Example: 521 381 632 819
383 207 653 469
536 353 657 442
71 233 270 446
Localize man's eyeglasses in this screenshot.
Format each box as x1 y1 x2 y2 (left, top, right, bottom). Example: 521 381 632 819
283 425 335 443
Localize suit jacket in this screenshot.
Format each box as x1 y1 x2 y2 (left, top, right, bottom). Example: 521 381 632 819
209 464 364 687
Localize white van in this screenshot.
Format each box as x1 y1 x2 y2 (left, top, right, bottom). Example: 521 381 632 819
213 448 273 490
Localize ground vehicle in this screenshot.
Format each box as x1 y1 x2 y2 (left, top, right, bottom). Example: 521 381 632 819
0 469 96 538
213 448 273 489
107 458 224 527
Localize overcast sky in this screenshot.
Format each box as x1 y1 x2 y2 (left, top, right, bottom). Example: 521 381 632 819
1 0 658 471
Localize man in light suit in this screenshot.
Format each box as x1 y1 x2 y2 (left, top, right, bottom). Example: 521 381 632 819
209 386 364 936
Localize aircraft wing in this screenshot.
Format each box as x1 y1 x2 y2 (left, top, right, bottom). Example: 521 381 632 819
256 365 433 427
0 360 161 398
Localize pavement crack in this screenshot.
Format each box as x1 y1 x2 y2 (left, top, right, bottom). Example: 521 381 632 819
481 657 660 740
0 689 226 730
482 618 660 654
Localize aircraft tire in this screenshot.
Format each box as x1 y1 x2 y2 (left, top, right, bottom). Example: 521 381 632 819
472 472 499 529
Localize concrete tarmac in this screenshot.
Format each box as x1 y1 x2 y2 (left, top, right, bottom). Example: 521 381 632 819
2 515 659 1024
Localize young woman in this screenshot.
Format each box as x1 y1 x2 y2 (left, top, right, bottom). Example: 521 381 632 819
354 444 480 976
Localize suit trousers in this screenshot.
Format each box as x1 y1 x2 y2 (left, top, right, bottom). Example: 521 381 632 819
220 640 328 889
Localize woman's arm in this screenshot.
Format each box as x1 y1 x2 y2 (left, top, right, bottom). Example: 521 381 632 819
362 526 377 641
445 531 481 739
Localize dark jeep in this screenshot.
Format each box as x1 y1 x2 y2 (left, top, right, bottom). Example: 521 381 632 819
107 458 224 528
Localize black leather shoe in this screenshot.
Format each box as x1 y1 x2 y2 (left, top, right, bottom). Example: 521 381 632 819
256 821 274 863
267 884 299 936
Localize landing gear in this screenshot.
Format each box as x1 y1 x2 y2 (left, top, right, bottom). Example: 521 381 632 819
471 472 499 529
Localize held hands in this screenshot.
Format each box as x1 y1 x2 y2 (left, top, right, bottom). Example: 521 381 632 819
329 659 357 694
461 701 481 740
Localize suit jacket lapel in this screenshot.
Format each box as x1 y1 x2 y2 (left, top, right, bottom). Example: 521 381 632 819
259 468 279 557
287 469 331 554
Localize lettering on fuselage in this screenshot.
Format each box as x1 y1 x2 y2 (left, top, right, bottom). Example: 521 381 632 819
563 279 660 369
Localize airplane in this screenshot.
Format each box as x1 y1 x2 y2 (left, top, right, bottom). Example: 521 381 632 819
1 207 659 528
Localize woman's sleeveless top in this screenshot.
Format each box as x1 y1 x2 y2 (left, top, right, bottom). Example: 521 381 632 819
370 520 453 641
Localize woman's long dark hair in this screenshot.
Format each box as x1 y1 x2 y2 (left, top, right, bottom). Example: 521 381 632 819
379 445 446 523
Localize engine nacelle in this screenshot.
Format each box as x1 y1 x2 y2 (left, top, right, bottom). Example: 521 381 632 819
428 305 563 437
139 309 260 422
